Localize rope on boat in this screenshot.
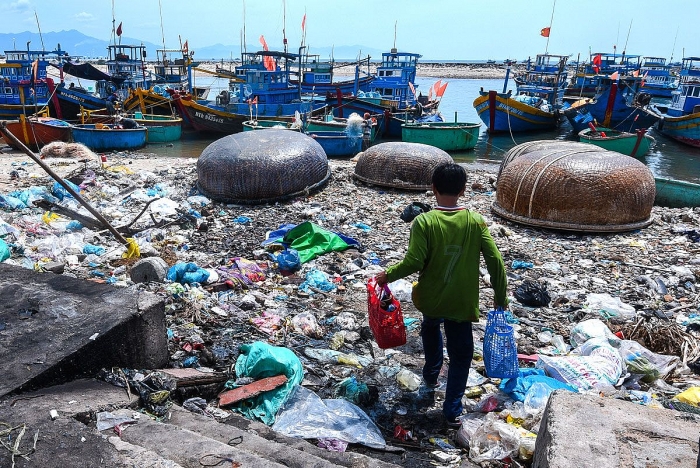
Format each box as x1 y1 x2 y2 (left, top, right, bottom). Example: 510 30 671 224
505 95 518 146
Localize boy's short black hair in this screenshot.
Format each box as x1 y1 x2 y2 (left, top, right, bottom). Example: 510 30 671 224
432 163 467 196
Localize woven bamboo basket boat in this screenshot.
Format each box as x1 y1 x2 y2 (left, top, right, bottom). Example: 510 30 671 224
493 141 655 232
197 131 330 204
353 142 453 191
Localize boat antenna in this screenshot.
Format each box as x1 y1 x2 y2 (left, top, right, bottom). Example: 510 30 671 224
282 0 287 53
242 0 247 54
393 21 397 50
544 0 556 55
34 10 45 51
669 26 679 62
622 19 633 57
158 0 166 53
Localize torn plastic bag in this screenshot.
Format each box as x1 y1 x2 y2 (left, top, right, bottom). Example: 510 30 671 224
400 202 431 223
570 318 621 348
272 385 386 449
618 339 678 383
231 341 304 425
469 412 520 462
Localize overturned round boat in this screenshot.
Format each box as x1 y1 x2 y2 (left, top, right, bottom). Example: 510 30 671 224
493 141 655 232
197 131 330 204
353 142 453 190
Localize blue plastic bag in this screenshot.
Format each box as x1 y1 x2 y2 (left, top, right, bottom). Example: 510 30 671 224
166 262 210 285
0 238 10 262
83 244 106 256
299 269 336 294
483 308 519 378
275 248 301 273
52 180 81 201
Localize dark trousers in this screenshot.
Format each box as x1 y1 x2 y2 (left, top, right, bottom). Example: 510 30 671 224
420 316 474 420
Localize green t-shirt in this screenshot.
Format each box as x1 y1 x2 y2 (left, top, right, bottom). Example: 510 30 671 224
385 208 507 322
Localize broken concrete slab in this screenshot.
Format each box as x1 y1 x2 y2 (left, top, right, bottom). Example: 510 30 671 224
533 390 700 468
0 263 167 397
130 257 169 283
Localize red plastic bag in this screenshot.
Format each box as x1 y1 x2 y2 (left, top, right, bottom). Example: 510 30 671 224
367 278 406 349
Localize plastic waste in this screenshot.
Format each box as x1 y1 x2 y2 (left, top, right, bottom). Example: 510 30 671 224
400 202 431 223
618 339 678 383
396 369 421 391
299 269 336 294
150 198 180 217
514 279 550 307
52 179 81 201
291 312 323 338
585 293 637 323
166 262 211 285
304 348 373 368
674 387 700 406
469 413 521 462
272 386 385 449
570 318 621 347
511 260 534 269
334 376 370 405
0 238 10 262
329 332 345 350
455 413 486 448
274 248 301 273
523 382 554 415
83 244 106 256
388 278 413 302
551 334 571 354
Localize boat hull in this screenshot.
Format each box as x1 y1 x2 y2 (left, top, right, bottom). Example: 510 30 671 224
578 127 654 157
80 113 182 143
655 177 700 208
1 117 72 150
306 130 362 157
473 91 558 133
655 113 700 148
71 124 147 151
51 83 107 121
242 120 302 131
402 122 480 151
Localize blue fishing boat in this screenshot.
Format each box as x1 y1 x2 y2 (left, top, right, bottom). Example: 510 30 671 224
331 49 433 137
473 54 569 133
307 130 362 157
290 52 374 95
52 44 154 121
71 123 147 151
563 75 660 133
653 57 700 148
0 46 68 120
565 52 642 99
640 56 678 99
170 50 326 134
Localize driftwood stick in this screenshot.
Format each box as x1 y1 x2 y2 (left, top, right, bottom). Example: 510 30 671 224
0 121 129 246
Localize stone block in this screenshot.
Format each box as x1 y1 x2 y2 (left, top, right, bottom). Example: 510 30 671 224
130 257 169 283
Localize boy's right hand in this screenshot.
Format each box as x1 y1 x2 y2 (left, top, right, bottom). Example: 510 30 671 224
375 271 388 286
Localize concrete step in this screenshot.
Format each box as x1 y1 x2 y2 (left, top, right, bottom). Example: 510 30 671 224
0 263 167 398
0 379 402 468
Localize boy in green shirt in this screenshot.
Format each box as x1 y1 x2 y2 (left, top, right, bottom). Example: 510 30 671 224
376 163 508 427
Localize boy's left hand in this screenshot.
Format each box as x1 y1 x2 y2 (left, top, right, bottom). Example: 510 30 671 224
376 271 388 286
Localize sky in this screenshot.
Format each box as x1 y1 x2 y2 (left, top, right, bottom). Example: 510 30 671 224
1 0 698 61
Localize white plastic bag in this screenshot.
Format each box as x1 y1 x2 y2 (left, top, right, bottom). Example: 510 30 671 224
388 278 413 302
469 413 520 462
618 339 679 382
570 318 621 348
585 293 637 323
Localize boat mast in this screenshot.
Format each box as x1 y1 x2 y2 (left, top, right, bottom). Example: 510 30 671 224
158 0 166 57
34 10 45 51
544 0 556 55
282 0 288 54
669 27 679 63
242 0 247 54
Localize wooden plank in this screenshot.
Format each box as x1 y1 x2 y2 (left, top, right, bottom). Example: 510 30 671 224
218 375 288 407
158 368 228 387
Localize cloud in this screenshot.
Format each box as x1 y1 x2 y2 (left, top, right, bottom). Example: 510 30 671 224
8 0 31 11
75 12 94 22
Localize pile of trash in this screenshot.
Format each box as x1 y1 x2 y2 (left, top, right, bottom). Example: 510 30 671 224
2 152 700 466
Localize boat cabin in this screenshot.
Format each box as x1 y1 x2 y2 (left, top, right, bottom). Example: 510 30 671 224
0 47 67 110
153 48 194 86
668 57 700 117
105 44 152 90
515 54 569 108
370 49 421 109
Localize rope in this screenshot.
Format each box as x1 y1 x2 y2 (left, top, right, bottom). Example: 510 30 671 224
504 95 518 146
199 454 241 467
0 422 39 468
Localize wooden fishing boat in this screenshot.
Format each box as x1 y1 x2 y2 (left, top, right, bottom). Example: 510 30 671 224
242 120 303 131
654 177 700 208
578 126 654 157
79 111 182 143
653 57 700 148
1 116 72 150
306 130 362 157
307 113 377 140
290 53 374 95
401 121 480 151
473 54 569 133
71 124 147 151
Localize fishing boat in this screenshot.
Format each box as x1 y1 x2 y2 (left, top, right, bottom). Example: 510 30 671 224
565 52 642 99
562 74 660 133
290 52 374 95
52 44 154 120
0 47 67 120
578 125 654 157
168 50 326 134
652 57 700 148
306 130 362 157
640 56 679 99
242 119 303 131
473 54 569 133
71 123 147 151
1 115 72 150
306 113 377 140
78 110 182 143
654 177 700 208
401 121 480 151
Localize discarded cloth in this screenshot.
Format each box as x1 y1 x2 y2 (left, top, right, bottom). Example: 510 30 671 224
262 222 361 263
231 341 304 425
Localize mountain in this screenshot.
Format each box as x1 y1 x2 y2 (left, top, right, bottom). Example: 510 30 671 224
0 30 386 62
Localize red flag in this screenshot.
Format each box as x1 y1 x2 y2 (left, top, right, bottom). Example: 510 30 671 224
429 80 442 99
540 27 550 38
592 54 602 74
436 81 449 98
259 35 275 71
301 14 306 32
116 22 123 37
182 41 188 54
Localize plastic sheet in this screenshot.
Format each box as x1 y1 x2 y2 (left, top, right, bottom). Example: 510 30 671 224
272 386 386 449
0 238 10 262
585 293 637 323
469 413 520 462
166 262 211 285
570 318 621 348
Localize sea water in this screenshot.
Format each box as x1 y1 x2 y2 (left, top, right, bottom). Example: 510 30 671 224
146 76 700 184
